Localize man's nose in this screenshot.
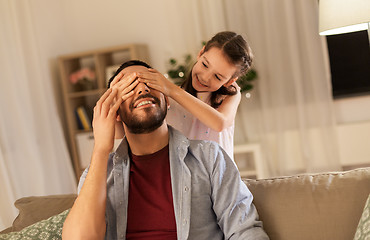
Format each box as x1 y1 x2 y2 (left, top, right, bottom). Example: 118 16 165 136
136 82 150 95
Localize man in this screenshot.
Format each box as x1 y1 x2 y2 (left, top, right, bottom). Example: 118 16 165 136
62 60 269 240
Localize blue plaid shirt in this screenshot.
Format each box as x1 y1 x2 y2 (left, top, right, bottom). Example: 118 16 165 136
78 126 269 240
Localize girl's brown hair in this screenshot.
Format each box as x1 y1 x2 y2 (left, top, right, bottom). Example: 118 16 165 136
182 31 253 108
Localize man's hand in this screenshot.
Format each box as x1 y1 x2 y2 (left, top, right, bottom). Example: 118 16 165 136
110 72 139 101
92 88 123 153
109 72 139 139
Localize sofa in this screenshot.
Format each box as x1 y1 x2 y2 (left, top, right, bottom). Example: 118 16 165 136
1 167 369 240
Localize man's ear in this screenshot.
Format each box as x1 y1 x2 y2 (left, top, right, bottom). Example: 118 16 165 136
116 114 121 121
223 77 238 87
165 96 170 109
196 46 206 60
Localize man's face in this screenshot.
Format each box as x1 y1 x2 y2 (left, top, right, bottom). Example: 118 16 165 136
117 65 168 134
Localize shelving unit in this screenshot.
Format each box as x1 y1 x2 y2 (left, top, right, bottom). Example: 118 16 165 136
58 44 149 180
233 143 265 179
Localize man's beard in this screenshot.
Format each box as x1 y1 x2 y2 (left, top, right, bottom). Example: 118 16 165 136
119 94 167 134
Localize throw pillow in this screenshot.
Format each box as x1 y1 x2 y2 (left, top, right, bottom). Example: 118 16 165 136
0 209 69 240
354 194 370 240
11 194 76 232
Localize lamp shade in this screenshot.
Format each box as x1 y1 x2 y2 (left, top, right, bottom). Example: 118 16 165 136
319 0 370 35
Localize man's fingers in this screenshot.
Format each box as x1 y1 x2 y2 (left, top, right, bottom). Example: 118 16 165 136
100 88 118 116
109 72 123 87
113 72 137 90
118 79 139 95
95 88 112 112
109 95 124 117
121 91 134 102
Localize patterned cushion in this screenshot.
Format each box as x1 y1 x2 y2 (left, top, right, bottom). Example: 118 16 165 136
0 209 69 240
354 194 370 240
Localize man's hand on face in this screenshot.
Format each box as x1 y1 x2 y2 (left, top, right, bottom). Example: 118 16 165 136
108 72 140 140
110 72 139 101
92 88 123 154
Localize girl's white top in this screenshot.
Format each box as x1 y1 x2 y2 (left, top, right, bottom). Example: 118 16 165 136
166 92 235 159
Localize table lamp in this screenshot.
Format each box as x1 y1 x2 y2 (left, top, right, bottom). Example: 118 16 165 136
319 0 370 36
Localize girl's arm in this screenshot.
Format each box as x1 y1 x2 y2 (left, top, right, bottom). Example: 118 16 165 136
138 69 241 132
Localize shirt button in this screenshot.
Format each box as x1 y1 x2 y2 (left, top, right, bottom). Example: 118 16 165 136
183 219 187 225
119 201 123 205
184 186 189 192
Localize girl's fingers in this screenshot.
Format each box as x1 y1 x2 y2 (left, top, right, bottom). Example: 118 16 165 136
136 71 156 80
148 68 160 73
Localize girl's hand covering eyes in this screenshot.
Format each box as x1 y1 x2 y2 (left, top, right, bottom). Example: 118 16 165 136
136 69 177 97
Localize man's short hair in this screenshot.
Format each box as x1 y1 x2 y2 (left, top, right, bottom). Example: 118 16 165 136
107 60 152 88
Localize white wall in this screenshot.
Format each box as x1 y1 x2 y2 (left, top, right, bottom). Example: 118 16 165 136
334 95 370 167
29 0 203 142
29 0 370 169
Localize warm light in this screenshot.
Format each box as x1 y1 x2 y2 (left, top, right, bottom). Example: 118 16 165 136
319 0 370 36
320 23 369 36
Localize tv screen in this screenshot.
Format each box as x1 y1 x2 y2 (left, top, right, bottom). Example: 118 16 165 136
326 30 370 98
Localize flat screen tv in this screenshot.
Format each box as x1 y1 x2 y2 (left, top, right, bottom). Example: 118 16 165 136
326 30 370 98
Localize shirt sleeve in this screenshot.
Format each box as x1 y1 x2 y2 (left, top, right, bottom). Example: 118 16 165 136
210 145 269 240
77 166 89 194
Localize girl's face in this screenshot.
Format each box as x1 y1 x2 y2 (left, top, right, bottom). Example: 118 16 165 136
191 47 238 92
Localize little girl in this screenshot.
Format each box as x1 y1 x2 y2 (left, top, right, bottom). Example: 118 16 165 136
136 31 254 158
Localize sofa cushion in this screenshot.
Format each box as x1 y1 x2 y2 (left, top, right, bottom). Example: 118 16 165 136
7 194 76 233
354 194 370 240
244 167 370 240
0 209 69 239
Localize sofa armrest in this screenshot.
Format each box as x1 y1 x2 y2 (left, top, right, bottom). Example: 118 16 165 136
1 194 76 233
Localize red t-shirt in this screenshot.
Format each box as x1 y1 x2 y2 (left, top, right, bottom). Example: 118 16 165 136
126 145 177 240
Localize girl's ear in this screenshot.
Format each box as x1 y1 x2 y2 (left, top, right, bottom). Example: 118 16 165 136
223 77 238 87
197 46 206 60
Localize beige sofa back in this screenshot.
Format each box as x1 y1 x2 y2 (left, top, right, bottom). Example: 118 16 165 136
244 167 370 240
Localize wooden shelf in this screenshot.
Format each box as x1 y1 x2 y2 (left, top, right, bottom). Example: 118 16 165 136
68 89 103 98
58 44 149 180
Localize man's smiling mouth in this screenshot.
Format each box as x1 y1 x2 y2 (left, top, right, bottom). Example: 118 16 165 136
136 100 153 108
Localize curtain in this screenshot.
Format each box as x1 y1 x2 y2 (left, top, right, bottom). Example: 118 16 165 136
0 0 76 230
224 0 341 176
170 0 342 177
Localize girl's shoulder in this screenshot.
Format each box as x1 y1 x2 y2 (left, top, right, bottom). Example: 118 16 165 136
218 89 241 106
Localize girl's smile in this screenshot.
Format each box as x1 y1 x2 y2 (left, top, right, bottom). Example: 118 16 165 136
191 47 238 92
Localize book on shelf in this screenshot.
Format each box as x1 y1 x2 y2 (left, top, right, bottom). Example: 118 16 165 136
74 110 83 130
75 106 92 130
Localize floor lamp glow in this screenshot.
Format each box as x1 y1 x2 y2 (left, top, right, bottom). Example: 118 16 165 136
319 0 370 37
